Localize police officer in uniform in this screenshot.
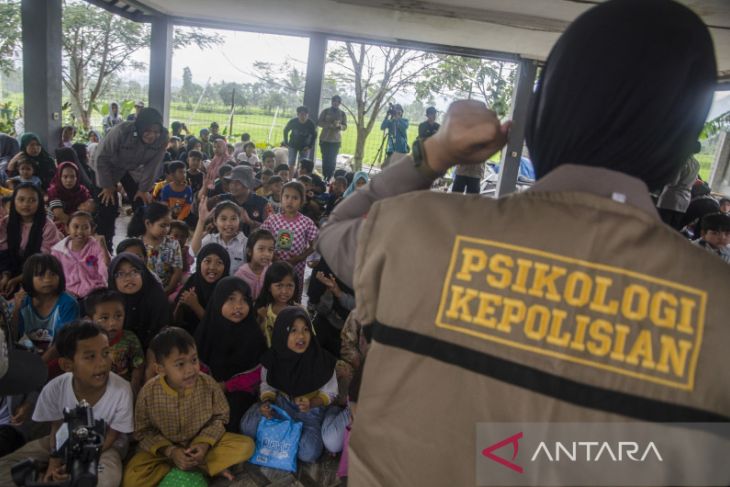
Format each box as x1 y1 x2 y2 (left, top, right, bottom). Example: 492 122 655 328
317 1 728 486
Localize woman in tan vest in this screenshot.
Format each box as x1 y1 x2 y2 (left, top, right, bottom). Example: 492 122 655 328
318 0 727 486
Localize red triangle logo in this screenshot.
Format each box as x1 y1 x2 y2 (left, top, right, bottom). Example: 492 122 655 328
481 432 524 474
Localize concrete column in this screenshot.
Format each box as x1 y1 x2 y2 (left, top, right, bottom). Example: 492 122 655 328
303 33 328 119
709 131 730 194
149 16 173 126
496 59 538 197
21 0 62 152
303 33 328 161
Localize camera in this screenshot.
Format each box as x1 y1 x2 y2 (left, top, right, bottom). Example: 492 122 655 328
12 400 106 487
387 103 397 117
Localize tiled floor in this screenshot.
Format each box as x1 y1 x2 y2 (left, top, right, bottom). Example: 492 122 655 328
208 456 342 487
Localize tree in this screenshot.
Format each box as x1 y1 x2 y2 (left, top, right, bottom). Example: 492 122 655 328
0 0 222 129
61 1 222 129
415 56 515 117
327 42 439 170
0 0 21 76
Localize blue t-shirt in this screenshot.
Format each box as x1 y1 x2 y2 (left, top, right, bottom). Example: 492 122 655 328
159 184 193 219
18 292 80 353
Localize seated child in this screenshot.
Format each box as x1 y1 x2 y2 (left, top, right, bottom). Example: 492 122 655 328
85 288 144 396
116 238 147 263
266 175 284 214
128 202 183 295
123 327 254 486
326 176 348 215
235 229 275 300
169 220 193 275
256 169 274 197
159 161 193 221
51 211 108 299
261 150 276 172
152 162 174 200
255 261 299 347
207 164 233 198
236 141 259 167
274 163 290 183
108 252 170 349
261 181 319 300
240 307 337 463
186 150 206 196
693 212 730 263
298 158 315 178
0 321 134 486
47 162 93 228
174 243 230 334
195 277 267 429
12 254 80 362
9 156 42 188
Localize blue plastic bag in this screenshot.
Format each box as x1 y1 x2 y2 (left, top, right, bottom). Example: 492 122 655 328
249 404 303 472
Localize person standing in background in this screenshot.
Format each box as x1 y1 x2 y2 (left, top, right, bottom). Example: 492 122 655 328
318 96 347 181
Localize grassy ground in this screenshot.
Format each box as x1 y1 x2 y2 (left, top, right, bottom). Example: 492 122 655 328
169 105 419 166
696 152 714 180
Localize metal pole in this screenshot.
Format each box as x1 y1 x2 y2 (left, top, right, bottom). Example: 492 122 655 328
496 58 537 197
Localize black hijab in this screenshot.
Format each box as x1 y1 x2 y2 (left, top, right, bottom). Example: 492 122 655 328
525 0 716 191
195 277 267 382
261 306 336 398
135 108 163 136
175 243 230 334
108 252 170 347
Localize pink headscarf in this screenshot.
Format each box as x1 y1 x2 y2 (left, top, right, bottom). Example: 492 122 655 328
206 139 232 181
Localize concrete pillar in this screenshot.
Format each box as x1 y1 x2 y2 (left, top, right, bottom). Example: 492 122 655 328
303 33 328 161
496 59 538 197
303 33 328 119
21 0 62 152
709 131 730 195
149 16 173 127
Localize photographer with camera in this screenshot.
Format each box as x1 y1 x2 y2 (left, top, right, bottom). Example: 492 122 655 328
380 103 410 168
0 321 133 487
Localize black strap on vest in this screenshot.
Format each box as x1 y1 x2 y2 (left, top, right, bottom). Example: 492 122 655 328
371 321 729 423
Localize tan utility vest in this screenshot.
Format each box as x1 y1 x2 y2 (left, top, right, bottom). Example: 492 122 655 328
349 189 730 487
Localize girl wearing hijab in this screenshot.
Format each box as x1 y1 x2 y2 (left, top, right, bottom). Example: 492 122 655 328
173 242 230 334
47 162 93 230
7 133 56 189
240 306 337 463
108 252 170 349
343 171 368 198
195 277 267 430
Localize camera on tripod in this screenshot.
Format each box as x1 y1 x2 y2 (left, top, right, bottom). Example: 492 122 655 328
12 400 106 487
387 102 401 118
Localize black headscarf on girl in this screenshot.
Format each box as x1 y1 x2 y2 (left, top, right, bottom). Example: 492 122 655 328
108 252 170 347
261 306 336 398
175 243 230 334
7 183 47 275
525 0 716 192
195 277 267 382
19 133 56 189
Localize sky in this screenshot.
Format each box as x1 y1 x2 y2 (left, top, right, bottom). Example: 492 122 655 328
123 28 310 88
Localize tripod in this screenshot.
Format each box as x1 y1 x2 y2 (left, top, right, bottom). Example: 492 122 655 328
369 120 396 175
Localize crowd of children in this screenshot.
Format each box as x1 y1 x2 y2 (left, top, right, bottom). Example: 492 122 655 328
3 113 729 485
0 119 371 486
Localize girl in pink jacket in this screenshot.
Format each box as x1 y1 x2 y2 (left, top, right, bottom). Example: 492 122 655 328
51 211 109 298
